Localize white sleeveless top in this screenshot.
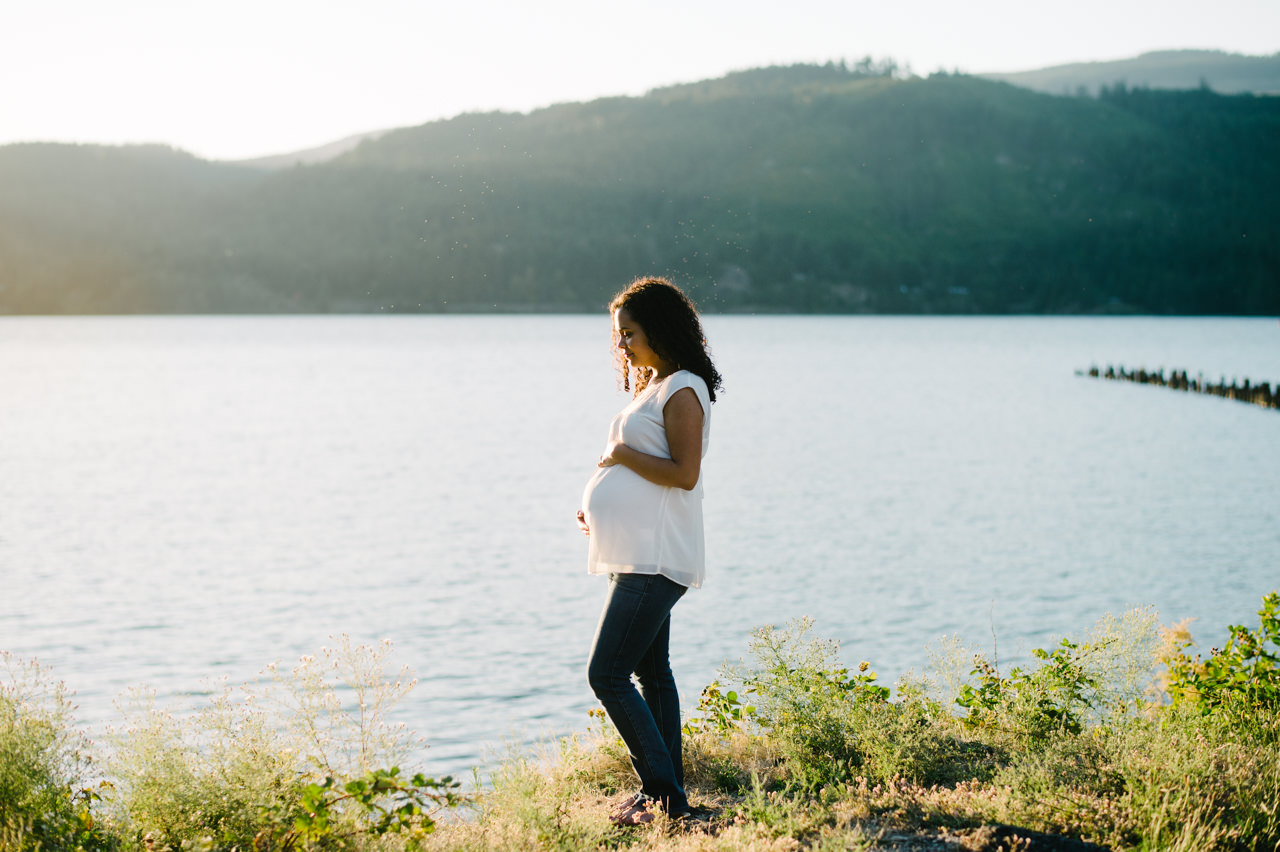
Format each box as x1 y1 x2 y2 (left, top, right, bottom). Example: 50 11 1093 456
581 370 711 589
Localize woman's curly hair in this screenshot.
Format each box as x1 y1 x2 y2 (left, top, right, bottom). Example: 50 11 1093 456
610 276 723 403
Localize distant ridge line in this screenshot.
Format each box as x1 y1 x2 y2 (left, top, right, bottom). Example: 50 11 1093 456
982 49 1280 96
216 50 1279 170
230 129 391 170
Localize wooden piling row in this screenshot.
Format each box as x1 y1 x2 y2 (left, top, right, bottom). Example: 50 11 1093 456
1079 365 1279 411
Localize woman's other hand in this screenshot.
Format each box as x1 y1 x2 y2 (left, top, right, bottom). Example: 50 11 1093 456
598 441 624 467
594 391 703 490
576 510 590 536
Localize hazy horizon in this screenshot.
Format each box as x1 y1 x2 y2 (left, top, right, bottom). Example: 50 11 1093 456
3 0 1278 161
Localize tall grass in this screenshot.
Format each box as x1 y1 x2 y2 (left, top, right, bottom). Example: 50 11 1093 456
2 594 1277 851
420 597 1278 851
2 638 456 852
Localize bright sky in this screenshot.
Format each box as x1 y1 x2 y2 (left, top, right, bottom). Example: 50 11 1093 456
3 0 1277 161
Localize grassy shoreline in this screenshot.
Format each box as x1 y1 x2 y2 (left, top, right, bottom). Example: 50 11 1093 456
3 596 1278 851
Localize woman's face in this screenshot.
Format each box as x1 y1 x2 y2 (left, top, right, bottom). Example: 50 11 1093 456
613 307 667 373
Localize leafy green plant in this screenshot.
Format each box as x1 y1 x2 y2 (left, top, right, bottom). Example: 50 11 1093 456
735 619 891 788
1163 591 1280 714
682 681 756 736
956 637 1110 742
747 620 889 707
287 767 460 845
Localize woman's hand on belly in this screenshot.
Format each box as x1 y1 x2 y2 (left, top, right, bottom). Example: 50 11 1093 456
598 441 624 467
594 390 703 490
576 509 590 536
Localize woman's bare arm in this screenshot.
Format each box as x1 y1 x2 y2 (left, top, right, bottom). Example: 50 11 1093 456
598 387 704 490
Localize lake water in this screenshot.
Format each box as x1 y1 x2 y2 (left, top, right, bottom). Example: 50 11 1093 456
1 315 1277 778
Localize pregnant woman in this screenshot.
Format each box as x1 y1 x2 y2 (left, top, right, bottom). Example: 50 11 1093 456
577 276 722 826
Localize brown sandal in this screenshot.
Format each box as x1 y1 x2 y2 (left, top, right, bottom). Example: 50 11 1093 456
610 793 656 825
611 792 645 816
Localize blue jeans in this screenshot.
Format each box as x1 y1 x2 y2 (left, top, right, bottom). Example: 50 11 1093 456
587 572 689 812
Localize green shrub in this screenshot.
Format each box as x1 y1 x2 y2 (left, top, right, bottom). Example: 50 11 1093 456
288 767 460 845
855 690 1003 787
954 603 1280 852
735 619 894 788
953 606 1164 749
106 684 304 849
1164 591 1280 715
682 681 756 737
731 619 1016 790
0 653 115 852
956 637 1107 741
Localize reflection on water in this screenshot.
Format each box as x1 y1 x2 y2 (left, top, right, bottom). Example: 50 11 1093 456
1 315 1277 775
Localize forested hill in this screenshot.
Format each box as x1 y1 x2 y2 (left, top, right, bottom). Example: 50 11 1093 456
2 65 1277 315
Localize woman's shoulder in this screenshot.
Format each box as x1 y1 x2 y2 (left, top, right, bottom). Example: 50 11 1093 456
660 370 710 407
664 369 707 390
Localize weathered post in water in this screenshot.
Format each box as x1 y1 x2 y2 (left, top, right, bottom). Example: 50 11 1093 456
1081 364 1279 413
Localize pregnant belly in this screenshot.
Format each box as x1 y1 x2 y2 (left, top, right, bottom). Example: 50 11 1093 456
582 465 666 530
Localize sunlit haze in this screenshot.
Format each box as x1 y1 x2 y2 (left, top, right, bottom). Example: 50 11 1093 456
3 0 1278 160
